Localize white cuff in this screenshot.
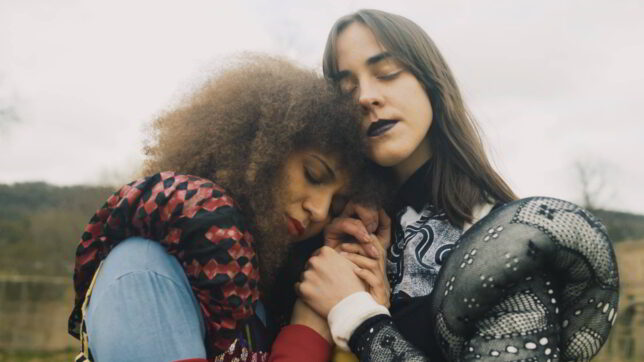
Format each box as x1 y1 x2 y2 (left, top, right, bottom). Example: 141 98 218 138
327 291 390 351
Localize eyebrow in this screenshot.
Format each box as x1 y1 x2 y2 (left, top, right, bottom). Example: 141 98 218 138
366 51 392 66
334 52 393 81
310 154 336 180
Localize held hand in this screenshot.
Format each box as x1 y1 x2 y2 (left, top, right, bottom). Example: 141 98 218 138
324 201 378 253
373 208 392 251
339 237 391 308
296 246 367 318
290 299 331 343
341 201 380 233
324 208 392 259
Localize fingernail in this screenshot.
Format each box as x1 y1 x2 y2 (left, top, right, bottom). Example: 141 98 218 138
368 245 378 257
362 232 371 243
367 222 377 233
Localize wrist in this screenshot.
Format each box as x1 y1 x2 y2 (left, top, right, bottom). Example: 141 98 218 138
327 291 390 350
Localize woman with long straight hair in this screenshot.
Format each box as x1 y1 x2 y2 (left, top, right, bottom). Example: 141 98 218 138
297 9 619 361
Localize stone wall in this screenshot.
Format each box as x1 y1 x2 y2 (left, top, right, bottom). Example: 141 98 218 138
1 240 643 358
595 240 644 362
0 275 76 351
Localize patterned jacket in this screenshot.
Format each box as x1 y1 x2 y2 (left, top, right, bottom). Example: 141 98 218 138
68 172 260 356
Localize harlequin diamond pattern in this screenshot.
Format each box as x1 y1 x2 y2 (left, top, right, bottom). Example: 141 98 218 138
69 171 260 354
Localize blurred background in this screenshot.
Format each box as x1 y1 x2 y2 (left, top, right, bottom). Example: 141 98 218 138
0 0 642 361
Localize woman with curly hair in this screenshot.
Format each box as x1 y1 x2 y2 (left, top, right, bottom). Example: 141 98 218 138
68 55 385 362
296 9 619 362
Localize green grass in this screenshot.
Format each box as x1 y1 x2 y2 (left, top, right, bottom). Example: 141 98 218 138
0 348 76 362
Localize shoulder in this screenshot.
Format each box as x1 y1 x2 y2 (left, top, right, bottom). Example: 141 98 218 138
129 172 250 233
135 171 238 207
462 202 495 231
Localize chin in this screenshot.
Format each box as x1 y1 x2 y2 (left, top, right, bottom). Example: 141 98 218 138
370 150 408 168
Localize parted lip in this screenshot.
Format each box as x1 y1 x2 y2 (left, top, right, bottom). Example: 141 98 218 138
367 119 398 137
286 215 305 236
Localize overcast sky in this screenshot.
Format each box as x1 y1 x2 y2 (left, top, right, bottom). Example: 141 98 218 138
1 0 642 214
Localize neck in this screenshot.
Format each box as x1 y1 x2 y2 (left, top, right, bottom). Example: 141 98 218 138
394 138 432 186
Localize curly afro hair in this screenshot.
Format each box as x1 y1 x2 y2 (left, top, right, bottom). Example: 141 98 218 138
143 54 388 289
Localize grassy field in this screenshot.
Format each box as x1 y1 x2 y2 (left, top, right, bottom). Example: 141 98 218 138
0 349 76 362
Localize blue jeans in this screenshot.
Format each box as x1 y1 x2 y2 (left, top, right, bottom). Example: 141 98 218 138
85 237 207 361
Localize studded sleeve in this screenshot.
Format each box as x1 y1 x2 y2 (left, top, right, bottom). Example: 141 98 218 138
69 172 260 355
349 315 428 362
348 197 618 361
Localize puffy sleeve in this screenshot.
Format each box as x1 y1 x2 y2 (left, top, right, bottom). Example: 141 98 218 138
345 197 619 362
430 197 619 361
69 172 260 354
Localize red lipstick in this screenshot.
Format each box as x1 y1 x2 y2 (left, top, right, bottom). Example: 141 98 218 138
287 216 305 236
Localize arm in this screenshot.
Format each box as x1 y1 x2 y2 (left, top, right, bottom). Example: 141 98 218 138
297 245 430 361
297 210 433 360
429 197 619 361
269 300 332 362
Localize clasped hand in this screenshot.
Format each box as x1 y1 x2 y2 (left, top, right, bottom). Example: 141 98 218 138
296 202 392 318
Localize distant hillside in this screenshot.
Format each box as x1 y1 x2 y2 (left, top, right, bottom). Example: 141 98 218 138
592 208 644 243
0 182 642 276
0 182 115 276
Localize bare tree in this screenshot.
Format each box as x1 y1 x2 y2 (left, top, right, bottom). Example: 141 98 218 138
573 159 611 210
0 74 20 128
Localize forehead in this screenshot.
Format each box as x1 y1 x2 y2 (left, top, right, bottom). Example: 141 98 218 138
336 22 386 70
309 151 350 185
310 151 347 174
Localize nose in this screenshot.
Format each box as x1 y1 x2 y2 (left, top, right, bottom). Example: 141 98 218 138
303 190 333 224
357 80 383 111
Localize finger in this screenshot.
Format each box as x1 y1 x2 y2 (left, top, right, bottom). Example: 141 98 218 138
350 203 379 234
341 251 380 271
339 242 381 260
362 234 382 259
353 268 384 293
376 209 392 250
354 268 389 306
324 217 370 245
339 242 368 256
300 269 314 283
295 281 316 301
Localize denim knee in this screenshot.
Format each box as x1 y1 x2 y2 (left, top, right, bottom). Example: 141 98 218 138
85 237 206 361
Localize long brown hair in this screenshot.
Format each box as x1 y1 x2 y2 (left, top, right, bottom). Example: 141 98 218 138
323 9 517 226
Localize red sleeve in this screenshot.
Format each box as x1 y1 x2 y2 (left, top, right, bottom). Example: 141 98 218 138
269 325 332 362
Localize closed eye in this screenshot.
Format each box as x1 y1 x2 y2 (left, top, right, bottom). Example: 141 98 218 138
304 167 322 185
377 70 402 80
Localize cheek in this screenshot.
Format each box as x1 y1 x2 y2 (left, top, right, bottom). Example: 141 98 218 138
404 88 433 134
398 75 432 117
